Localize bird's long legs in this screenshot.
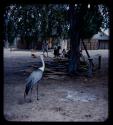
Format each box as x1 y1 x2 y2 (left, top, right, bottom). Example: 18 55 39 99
24 91 26 101
30 87 33 102
37 85 39 100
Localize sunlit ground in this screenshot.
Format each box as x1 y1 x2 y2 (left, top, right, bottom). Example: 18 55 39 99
4 48 108 121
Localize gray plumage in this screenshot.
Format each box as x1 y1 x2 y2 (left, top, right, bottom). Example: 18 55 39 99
25 69 43 95
24 55 45 101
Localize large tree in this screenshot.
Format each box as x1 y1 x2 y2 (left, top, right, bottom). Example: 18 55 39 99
4 4 69 48
4 4 109 75
68 4 109 74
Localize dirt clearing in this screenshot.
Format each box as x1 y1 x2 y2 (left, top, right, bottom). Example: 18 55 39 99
4 49 108 121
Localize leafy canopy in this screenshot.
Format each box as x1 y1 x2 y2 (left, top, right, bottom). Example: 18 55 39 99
4 4 109 44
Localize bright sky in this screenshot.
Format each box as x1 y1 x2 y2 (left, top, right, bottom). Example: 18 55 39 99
101 28 109 36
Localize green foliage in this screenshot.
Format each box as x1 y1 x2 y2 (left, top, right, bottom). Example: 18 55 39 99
4 4 109 45
79 5 103 39
7 20 15 45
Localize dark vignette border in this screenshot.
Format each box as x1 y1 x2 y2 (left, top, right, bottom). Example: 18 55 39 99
0 0 112 124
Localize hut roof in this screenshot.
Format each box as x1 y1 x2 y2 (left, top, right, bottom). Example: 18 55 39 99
92 32 109 40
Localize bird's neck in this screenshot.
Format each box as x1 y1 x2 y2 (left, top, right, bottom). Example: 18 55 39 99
39 57 45 72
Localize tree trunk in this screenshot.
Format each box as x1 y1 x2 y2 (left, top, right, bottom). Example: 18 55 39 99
4 17 9 48
68 5 80 74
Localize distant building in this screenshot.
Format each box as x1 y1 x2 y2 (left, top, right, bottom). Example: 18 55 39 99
4 31 109 50
92 31 109 49
80 31 109 50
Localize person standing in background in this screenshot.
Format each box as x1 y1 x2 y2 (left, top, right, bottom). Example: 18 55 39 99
42 40 48 57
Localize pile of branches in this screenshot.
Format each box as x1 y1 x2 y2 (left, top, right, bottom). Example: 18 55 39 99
44 58 69 79
43 58 89 79
21 58 89 80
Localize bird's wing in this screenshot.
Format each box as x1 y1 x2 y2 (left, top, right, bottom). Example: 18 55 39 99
25 70 43 95
25 71 34 84
25 69 43 86
25 77 31 85
32 70 43 85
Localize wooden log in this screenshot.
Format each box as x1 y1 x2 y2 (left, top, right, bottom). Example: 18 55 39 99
45 68 67 72
44 72 68 75
20 68 33 73
44 75 66 79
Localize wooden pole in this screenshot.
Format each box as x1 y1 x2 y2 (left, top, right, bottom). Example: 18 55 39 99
88 58 93 77
98 55 101 70
81 39 94 67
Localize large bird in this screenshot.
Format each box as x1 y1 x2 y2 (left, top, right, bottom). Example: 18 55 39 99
24 54 45 102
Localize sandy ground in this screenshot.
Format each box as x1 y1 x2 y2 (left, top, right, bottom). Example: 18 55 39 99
3 48 108 121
